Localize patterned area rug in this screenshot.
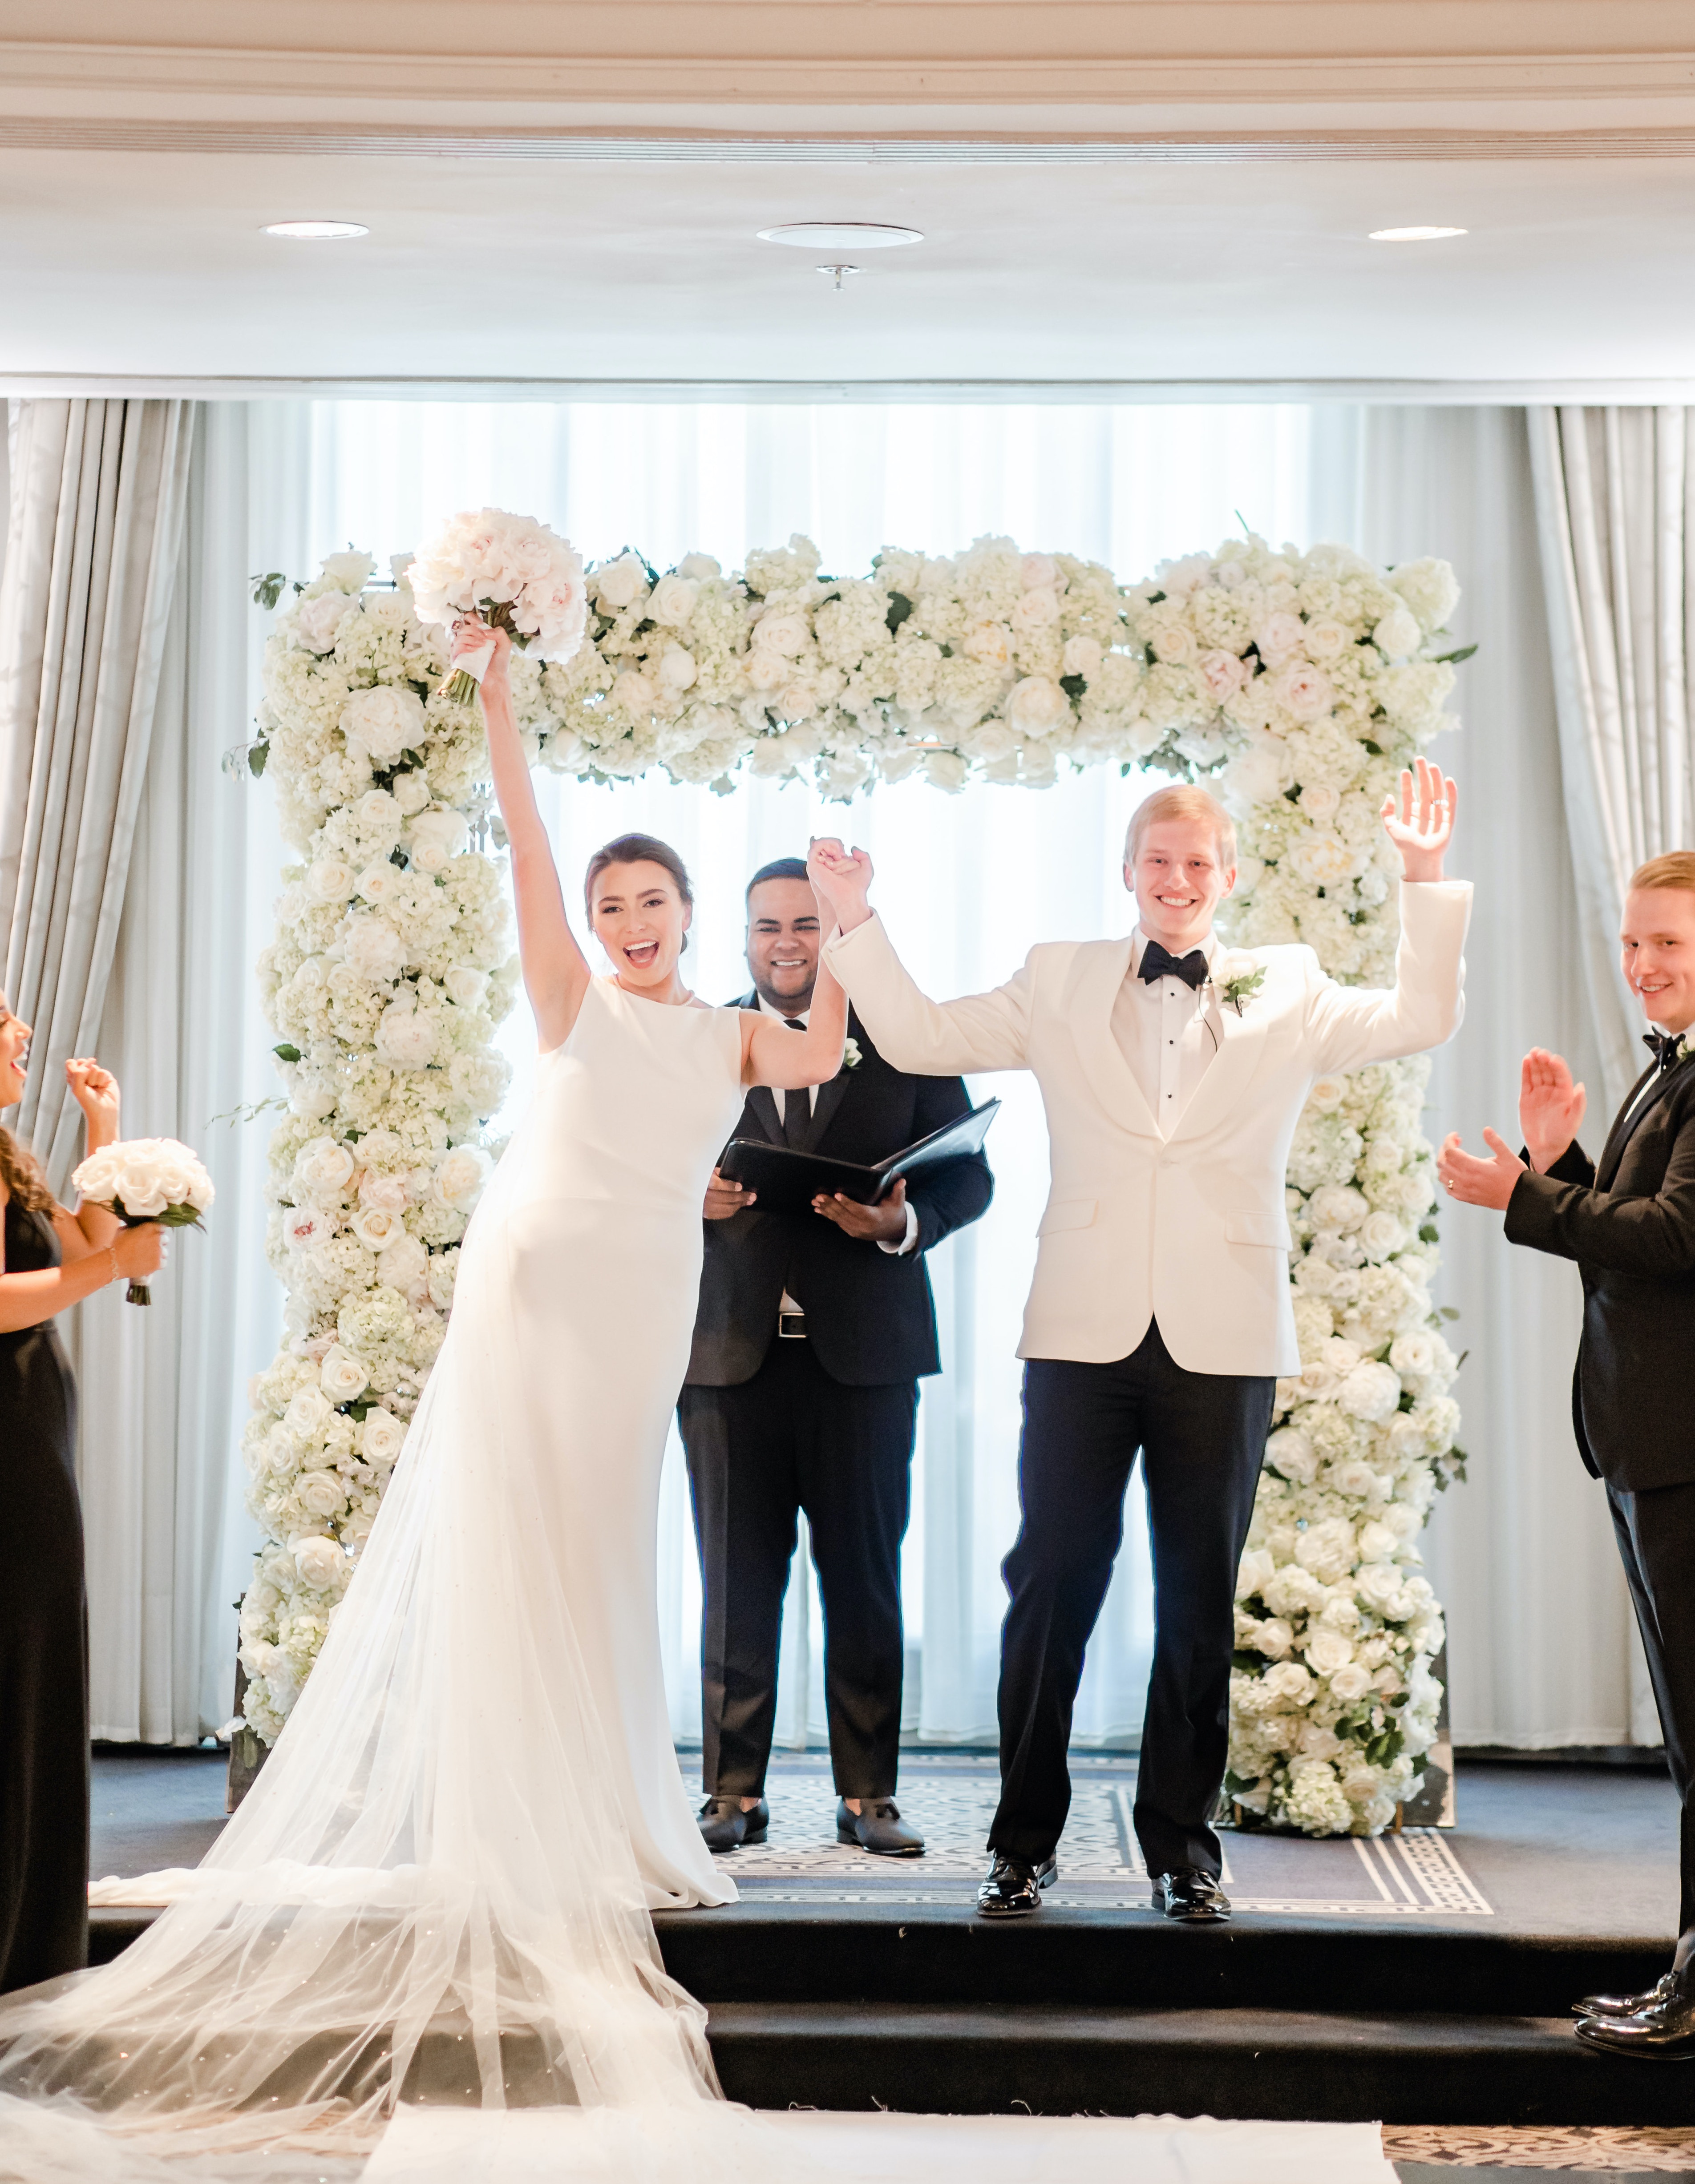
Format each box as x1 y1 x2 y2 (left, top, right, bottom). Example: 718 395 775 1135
1385 2126 1695 2171
695 1753 1492 1914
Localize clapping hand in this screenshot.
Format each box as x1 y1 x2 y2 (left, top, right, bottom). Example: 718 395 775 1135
1381 757 1458 883
64 1057 120 1147
807 838 875 933
1436 1127 1525 1211
1520 1048 1585 1174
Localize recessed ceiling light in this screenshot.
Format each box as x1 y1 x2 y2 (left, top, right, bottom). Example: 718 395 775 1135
758 223 922 250
263 220 368 241
1368 226 1467 242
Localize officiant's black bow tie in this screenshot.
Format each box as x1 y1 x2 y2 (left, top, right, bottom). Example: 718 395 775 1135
1139 942 1210 990
1645 1028 1687 1075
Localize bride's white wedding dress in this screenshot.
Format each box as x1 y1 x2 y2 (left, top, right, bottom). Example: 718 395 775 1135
0 974 1397 2184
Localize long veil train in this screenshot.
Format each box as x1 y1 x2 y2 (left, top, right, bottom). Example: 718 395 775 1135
0 1081 734 2179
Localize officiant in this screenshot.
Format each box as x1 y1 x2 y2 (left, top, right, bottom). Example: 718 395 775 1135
679 857 993 1857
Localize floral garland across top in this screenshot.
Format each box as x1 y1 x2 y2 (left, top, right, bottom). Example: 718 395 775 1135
236 531 1469 1838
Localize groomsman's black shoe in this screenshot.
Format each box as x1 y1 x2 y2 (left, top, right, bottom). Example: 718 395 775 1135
1576 1969 1695 2059
1574 1970 1682 2020
697 1795 769 1851
836 1797 925 1857
1152 1867 1232 1923
976 1852 1056 1918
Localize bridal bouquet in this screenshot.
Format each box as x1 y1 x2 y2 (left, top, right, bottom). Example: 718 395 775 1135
405 509 589 704
72 1137 214 1304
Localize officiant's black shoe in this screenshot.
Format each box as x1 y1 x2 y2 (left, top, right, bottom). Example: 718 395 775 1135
1152 1867 1232 1923
976 1852 1056 1918
1574 1970 1682 2020
1575 1969 1695 2060
837 1797 925 1857
697 1796 768 1852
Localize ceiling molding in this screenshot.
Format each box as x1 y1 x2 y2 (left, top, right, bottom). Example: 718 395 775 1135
6 117 1695 161
6 375 1695 406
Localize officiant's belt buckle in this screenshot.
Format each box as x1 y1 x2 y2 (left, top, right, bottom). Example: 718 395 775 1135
778 1310 808 1340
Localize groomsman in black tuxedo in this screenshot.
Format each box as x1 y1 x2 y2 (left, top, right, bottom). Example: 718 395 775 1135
1440 851 1695 2057
678 858 993 1857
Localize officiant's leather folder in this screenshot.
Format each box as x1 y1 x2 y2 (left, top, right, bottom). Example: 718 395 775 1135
719 1098 1000 1217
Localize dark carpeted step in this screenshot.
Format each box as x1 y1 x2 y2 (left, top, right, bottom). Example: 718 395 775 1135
703 1998 1695 2127
655 1904 1668 2021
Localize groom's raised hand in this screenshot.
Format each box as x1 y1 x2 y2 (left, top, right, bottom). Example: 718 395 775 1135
808 838 875 933
1381 756 1458 883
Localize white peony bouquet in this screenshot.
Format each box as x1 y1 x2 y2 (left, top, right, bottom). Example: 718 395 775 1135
405 509 589 705
72 1137 214 1304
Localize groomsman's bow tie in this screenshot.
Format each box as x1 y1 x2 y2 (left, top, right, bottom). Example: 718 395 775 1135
1645 1028 1688 1074
1138 941 1210 990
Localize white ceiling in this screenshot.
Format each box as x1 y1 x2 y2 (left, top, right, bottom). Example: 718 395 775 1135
6 4 1695 393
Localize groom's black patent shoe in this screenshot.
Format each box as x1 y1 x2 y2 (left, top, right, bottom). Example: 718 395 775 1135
1574 1970 1681 2020
837 1797 925 1857
1576 1970 1695 2060
976 1852 1056 1918
1152 1867 1232 1923
697 1795 768 1852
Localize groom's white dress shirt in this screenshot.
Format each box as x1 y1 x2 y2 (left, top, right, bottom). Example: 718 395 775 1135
823 880 1472 1378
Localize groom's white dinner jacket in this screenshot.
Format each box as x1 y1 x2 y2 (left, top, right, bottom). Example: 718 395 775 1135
823 879 1472 1378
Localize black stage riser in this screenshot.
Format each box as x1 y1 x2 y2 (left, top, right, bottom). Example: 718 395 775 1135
705 2002 1695 2126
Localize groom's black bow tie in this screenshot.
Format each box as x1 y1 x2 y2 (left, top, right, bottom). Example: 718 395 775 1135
1139 941 1210 990
1645 1028 1687 1075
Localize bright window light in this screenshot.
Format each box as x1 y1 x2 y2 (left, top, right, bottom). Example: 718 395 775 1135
1368 226 1468 243
262 221 369 241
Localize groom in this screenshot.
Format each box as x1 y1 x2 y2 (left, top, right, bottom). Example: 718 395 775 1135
809 762 1469 1920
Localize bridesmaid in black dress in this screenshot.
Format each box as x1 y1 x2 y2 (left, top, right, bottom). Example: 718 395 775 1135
0 993 162 1992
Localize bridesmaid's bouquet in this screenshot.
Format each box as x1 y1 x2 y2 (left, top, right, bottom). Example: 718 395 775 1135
72 1137 214 1305
405 509 589 705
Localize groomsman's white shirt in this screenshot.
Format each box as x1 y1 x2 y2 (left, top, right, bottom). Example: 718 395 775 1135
1114 931 1223 1136
822 880 1471 1378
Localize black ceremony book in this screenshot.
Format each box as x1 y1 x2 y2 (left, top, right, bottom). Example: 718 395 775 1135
719 1098 1001 1217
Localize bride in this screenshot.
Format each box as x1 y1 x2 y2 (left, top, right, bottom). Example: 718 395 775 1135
0 624 848 2174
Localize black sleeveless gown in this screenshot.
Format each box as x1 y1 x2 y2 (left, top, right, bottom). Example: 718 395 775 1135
0 1199 87 1990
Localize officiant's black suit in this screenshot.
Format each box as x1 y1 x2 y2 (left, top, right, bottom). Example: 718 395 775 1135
679 1001 993 1799
1506 1043 1695 1933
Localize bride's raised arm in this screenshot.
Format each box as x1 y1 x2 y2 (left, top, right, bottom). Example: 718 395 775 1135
465 621 591 1053
740 884 848 1092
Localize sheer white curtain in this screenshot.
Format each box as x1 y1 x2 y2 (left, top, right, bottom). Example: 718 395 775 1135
297 400 1315 1745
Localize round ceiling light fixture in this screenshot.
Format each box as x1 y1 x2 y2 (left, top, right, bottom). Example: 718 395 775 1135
263 220 369 241
1368 226 1467 242
758 222 923 250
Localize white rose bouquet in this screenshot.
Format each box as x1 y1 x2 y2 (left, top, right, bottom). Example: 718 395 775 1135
72 1136 214 1304
405 509 589 705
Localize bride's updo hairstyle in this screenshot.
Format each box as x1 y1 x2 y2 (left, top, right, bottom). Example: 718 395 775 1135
583 832 696 953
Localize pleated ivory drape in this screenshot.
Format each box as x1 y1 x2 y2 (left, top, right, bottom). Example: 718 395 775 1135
1528 406 1695 1117
0 399 194 1193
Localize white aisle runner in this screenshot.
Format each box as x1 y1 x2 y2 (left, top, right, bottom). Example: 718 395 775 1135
364 2105 1398 2184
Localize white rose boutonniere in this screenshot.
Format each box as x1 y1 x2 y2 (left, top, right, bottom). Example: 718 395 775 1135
1211 949 1267 1016
839 1036 863 1075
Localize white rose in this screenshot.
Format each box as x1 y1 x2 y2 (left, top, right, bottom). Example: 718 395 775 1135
1265 1427 1319 1483
1337 1360 1403 1423
1236 1546 1276 1600
1011 588 1060 634
1149 620 1197 665
1328 1663 1373 1704
1309 1184 1368 1231
1198 649 1248 702
1300 782 1342 822
594 553 648 610
1373 605 1423 661
1251 1617 1295 1660
376 1232 431 1300
613 670 659 715
1307 1077 1346 1114
443 965 490 1010
1006 676 1072 739
360 1408 405 1466
649 575 700 627
1224 735 1292 804
658 646 698 691
353 790 404 845
295 592 356 654
1355 1562 1412 1619
295 1138 356 1202
283 1385 334 1438
1357 1519 1398 1564
1061 634 1103 680
1212 949 1258 989
283 1207 328 1251
391 770 432 816
1358 1211 1406 1263
1276 662 1334 720
406 808 470 874
433 1146 492 1211
1286 831 1362 889
296 1471 348 1520
292 1536 346 1591
351 1206 402 1250
1306 1629 1356 1678
1390 557 1461 632
1388 1330 1436 1377
1022 553 1060 590
340 684 426 767
1303 618 1351 662
320 550 376 593
343 916 406 986
1256 612 1304 660
755 610 809 658
1263 1659 1315 1704
375 996 438 1070
307 857 355 903
677 552 721 581
389 553 415 588
964 622 1014 667
355 860 399 906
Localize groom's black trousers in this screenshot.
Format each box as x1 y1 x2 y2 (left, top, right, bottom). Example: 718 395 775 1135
679 1338 918 1801
989 1319 1274 1878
